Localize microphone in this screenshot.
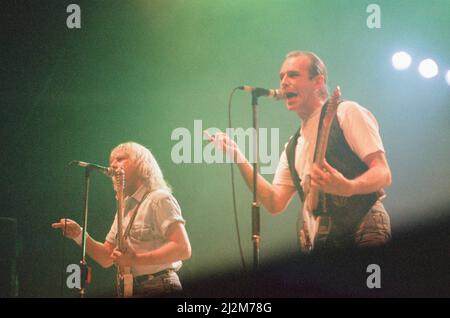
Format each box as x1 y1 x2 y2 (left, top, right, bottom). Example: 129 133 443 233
69 160 113 177
238 85 285 100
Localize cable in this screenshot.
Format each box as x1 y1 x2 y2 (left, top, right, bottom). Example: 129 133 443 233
228 87 247 272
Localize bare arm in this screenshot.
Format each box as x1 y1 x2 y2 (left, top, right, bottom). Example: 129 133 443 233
236 158 297 214
207 131 296 214
350 151 392 194
112 222 191 267
311 150 392 197
85 237 115 268
52 218 115 268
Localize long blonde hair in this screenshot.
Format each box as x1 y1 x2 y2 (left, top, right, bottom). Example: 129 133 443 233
111 142 172 193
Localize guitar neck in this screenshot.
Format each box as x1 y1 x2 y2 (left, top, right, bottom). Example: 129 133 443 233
314 88 341 167
307 87 341 212
116 188 125 251
314 121 334 166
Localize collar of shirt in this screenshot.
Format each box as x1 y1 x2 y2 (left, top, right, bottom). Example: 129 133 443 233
125 185 149 211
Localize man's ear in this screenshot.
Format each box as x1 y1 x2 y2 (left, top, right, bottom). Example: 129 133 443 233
313 74 325 89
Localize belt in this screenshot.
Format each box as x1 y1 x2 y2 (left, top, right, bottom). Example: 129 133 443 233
134 269 174 285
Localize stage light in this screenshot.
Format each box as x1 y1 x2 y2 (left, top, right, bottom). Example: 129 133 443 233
392 51 412 70
418 59 438 79
446 70 450 86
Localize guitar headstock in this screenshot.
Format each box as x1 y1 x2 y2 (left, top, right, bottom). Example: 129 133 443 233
113 168 125 193
325 86 342 117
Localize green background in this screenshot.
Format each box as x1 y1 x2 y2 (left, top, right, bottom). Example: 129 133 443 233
1 0 449 297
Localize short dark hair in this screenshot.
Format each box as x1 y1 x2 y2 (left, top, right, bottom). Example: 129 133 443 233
285 51 329 99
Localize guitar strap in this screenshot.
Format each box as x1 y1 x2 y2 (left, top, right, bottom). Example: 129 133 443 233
286 126 304 202
121 191 151 242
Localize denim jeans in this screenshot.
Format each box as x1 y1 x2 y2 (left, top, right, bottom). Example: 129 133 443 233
314 200 391 250
354 200 391 248
133 271 182 297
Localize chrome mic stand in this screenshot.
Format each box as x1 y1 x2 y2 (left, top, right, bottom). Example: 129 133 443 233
250 91 261 271
79 167 92 298
69 160 112 297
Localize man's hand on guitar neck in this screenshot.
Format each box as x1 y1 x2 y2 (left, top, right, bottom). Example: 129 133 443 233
310 159 354 197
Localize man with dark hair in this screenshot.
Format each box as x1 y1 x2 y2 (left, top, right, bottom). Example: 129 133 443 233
209 51 391 251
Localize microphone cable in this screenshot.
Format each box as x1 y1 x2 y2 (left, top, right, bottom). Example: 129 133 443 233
227 87 247 272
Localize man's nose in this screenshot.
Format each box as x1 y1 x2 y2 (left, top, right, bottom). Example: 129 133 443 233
110 160 119 170
280 74 289 87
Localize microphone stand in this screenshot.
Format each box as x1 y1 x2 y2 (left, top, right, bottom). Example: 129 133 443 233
251 91 261 271
79 167 93 298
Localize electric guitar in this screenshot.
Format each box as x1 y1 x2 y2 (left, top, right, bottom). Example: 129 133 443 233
114 169 133 297
299 86 342 253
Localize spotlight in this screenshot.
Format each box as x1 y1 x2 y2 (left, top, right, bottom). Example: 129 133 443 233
446 70 450 86
392 51 412 70
418 59 438 79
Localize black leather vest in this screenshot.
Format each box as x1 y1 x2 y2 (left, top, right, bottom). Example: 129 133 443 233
286 102 378 233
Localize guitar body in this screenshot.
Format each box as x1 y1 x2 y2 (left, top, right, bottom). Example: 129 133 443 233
117 266 133 298
299 205 318 253
116 239 133 298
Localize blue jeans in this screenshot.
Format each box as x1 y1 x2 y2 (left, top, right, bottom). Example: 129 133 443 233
133 271 182 297
314 200 391 250
354 200 391 248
